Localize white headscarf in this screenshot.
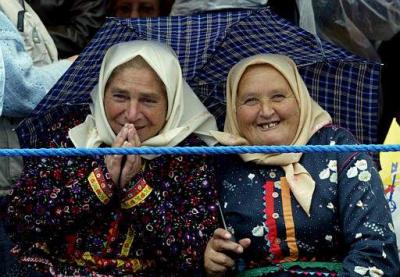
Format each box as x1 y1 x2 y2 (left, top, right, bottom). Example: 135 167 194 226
69 40 218 159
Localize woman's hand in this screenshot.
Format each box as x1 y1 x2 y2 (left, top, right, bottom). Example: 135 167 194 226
105 124 142 187
119 124 142 188
204 228 251 276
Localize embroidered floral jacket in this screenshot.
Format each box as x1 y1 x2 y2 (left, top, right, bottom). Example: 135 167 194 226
5 108 218 276
217 125 400 276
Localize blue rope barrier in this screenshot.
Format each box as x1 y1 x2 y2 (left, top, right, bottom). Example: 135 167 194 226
0 144 400 157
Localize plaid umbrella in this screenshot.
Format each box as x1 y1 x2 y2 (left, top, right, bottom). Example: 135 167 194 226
16 8 381 149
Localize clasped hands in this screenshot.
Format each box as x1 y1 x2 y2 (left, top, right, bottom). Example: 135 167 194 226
105 123 142 188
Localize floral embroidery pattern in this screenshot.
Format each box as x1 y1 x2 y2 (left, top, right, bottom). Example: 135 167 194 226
364 222 385 237
215 126 398 276
252 223 268 237
319 160 337 183
346 159 371 182
223 180 236 191
354 265 384 276
6 109 218 275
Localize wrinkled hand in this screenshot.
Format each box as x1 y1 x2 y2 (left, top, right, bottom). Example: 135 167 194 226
204 228 251 276
105 124 142 188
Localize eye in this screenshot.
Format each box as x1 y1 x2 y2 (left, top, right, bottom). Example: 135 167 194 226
243 97 259 106
141 97 158 105
112 93 128 102
270 94 287 103
139 4 155 16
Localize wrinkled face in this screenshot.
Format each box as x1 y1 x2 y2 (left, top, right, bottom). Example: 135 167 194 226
104 66 167 142
236 64 300 146
113 0 160 18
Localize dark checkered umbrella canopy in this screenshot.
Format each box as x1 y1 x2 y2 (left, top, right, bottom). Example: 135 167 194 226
16 8 381 148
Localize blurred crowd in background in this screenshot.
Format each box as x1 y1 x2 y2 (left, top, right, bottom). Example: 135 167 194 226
19 0 399 141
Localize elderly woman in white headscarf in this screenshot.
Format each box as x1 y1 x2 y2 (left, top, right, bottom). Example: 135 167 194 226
6 40 219 276
204 54 399 276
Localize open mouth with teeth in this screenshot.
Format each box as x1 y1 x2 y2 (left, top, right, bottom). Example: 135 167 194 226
257 121 279 130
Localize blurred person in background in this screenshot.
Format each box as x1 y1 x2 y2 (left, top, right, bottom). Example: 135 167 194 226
296 0 400 145
107 0 174 18
169 0 400 146
169 0 266 15
0 1 76 275
169 0 297 22
26 0 107 58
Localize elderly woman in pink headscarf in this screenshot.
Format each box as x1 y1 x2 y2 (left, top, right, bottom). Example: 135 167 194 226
204 54 399 276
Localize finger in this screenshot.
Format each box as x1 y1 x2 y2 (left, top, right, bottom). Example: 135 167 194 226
113 125 128 147
132 125 141 146
109 125 128 167
125 125 141 171
212 238 243 254
127 124 141 146
212 229 244 253
205 260 229 276
120 141 136 171
106 154 123 165
213 228 233 240
124 152 141 171
238 238 251 249
208 249 235 268
205 247 233 275
119 142 142 187
123 151 141 175
104 154 122 184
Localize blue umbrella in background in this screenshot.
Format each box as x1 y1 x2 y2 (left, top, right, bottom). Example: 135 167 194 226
16 8 381 151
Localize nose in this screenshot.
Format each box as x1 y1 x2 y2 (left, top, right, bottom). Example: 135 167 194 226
130 8 140 18
125 101 140 122
259 100 274 117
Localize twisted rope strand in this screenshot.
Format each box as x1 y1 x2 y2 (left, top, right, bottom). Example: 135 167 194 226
0 144 400 157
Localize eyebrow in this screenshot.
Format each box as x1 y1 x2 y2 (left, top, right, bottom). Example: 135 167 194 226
239 92 258 97
139 92 163 99
239 88 290 96
109 87 163 98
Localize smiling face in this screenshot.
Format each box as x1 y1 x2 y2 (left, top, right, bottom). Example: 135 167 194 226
112 0 160 18
104 58 167 142
235 64 300 146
